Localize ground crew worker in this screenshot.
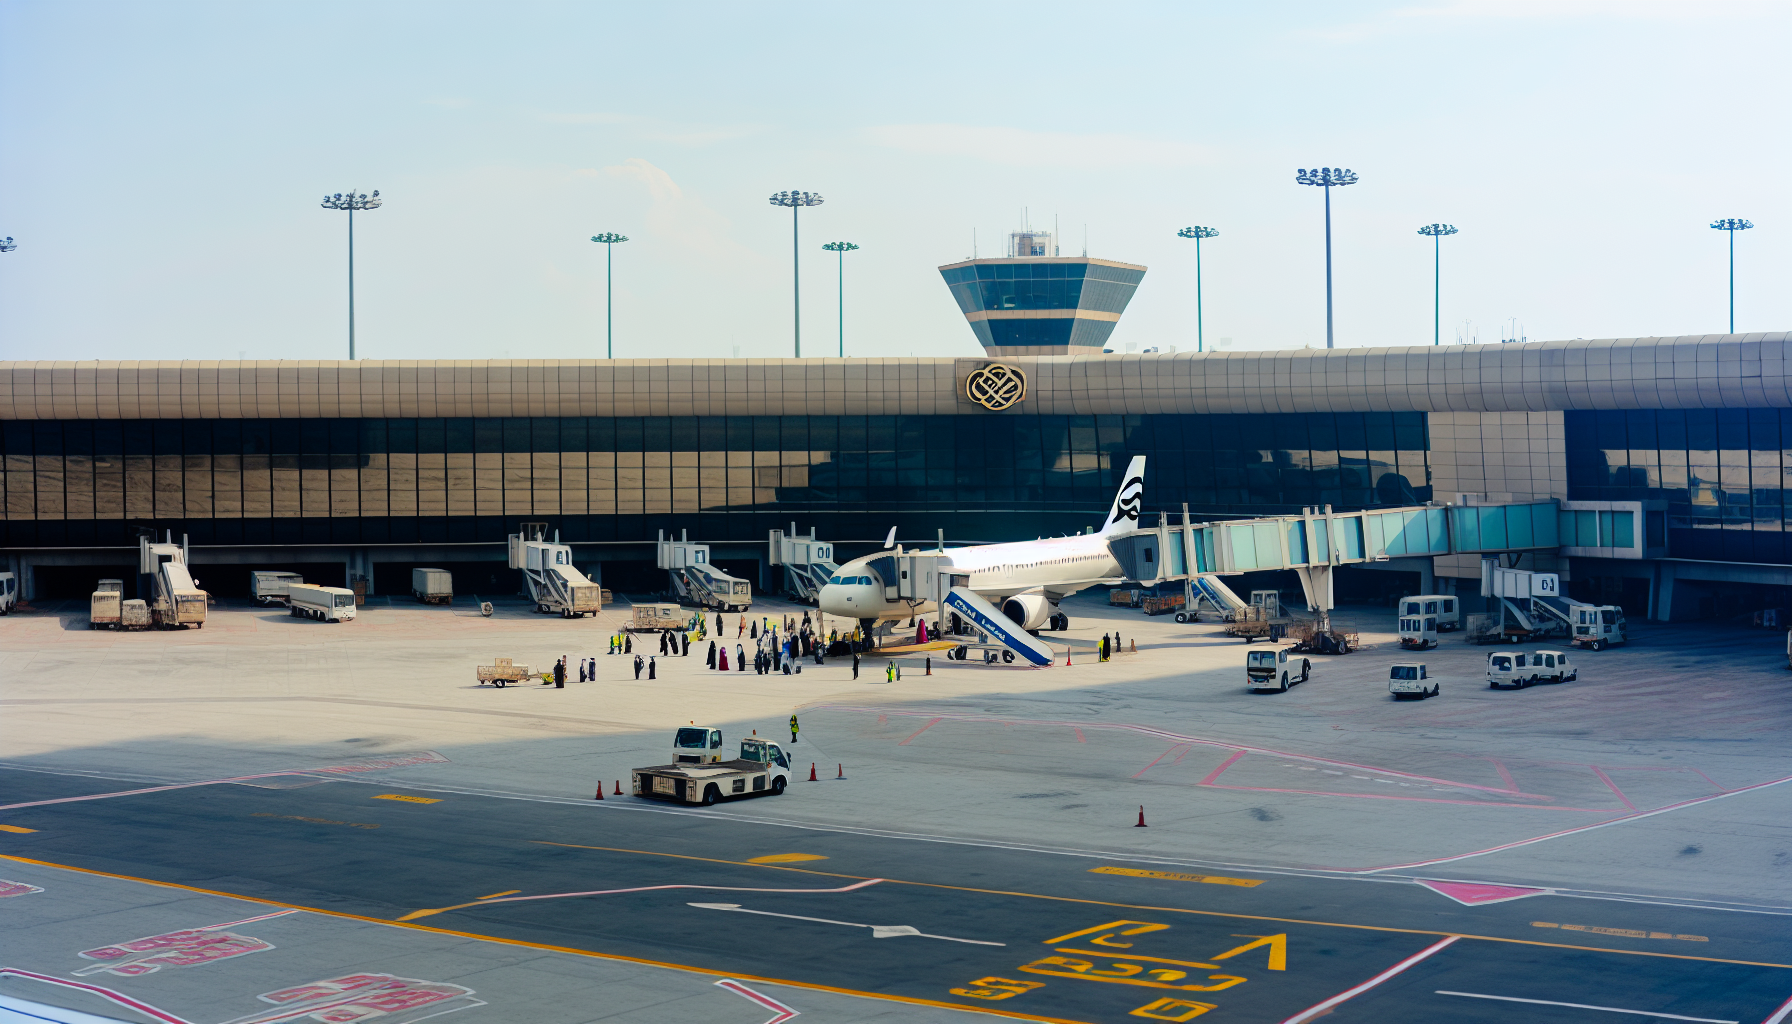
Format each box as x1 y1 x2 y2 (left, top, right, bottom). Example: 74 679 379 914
885 662 895 683
852 652 860 680
789 714 799 744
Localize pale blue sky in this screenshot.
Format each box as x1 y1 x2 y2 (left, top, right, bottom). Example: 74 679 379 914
0 0 1785 362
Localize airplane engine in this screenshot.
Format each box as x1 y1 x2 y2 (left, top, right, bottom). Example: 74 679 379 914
1000 594 1057 631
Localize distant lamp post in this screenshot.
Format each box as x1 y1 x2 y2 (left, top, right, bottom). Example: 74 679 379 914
590 233 629 358
1709 218 1754 333
0 237 15 253
319 190 382 360
1176 226 1218 352
768 190 824 357
821 241 859 357
1416 224 1458 345
1295 167 1359 349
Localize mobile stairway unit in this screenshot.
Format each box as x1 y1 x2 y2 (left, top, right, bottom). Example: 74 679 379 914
139 531 207 629
509 524 601 617
1481 560 1625 649
658 530 753 613
768 524 839 605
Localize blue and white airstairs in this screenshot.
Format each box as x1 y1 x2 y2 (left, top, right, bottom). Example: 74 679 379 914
768 524 839 605
878 547 1055 667
941 587 1056 666
1104 498 1642 633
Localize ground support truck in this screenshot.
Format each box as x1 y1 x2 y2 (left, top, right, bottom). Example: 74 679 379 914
634 736 793 805
90 579 123 629
412 568 453 604
289 584 357 622
251 571 305 606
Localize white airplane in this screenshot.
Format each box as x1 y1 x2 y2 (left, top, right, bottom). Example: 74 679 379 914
817 456 1146 634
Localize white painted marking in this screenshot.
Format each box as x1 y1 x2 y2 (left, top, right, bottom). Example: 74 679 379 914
1761 992 1792 1024
689 903 1005 945
1436 991 1738 1022
1279 936 1460 1024
715 979 799 1024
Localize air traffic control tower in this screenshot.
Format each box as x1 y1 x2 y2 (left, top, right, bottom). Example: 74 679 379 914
939 228 1146 356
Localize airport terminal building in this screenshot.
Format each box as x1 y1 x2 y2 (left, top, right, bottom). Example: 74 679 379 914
3 331 1790 620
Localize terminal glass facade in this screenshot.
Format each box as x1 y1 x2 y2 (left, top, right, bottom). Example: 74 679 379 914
1566 408 1792 564
941 262 1144 315
1 412 1429 547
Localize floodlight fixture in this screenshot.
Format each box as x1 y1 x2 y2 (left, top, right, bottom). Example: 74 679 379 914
590 233 630 358
1417 223 1459 346
1176 227 1219 353
769 191 825 356
318 189 383 360
1709 218 1754 333
821 241 859 357
1295 167 1360 348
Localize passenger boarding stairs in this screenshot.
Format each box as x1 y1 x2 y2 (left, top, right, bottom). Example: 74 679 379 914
509 524 601 618
657 530 753 612
768 524 839 605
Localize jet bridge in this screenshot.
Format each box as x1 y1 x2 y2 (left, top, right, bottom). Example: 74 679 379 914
768 524 839 605
1106 500 1565 632
658 530 753 612
509 524 601 617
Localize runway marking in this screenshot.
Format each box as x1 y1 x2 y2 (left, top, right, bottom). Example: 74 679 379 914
1090 867 1263 888
715 979 799 1024
1533 921 1708 942
0 968 195 1024
522 843 1792 968
1591 766 1639 811
0 751 450 812
1435 990 1737 1022
0 825 36 833
748 854 829 863
478 890 521 899
897 717 942 745
1761 992 1792 1024
689 902 1005 945
1278 936 1460 1023
398 878 884 921
373 794 441 804
1196 750 1246 786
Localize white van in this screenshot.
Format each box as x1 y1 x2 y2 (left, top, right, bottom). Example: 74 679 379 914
1399 614 1438 650
1529 649 1575 684
1569 605 1627 651
0 571 15 614
1246 648 1310 692
1399 595 1460 631
1388 663 1438 699
288 584 357 622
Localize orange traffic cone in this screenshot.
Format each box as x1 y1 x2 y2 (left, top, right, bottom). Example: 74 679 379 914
808 763 819 781
594 786 604 800
614 779 624 796
1135 805 1147 827
836 763 845 779
1065 648 1073 666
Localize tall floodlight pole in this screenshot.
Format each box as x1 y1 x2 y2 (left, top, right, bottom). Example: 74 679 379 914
319 190 382 360
1416 224 1458 345
821 241 859 357
1709 218 1754 333
768 191 824 357
589 233 629 358
1176 226 1218 352
1294 167 1359 349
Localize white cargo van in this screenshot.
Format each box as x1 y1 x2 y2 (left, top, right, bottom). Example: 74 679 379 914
0 571 15 614
1529 649 1575 683
1398 614 1439 650
1399 595 1460 632
288 584 357 622
1246 648 1310 692
251 571 305 605
1569 605 1627 651
1388 663 1438 699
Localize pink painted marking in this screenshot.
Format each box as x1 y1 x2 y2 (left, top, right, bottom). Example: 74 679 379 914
1130 745 1189 779
897 718 942 746
716 978 800 1024
1197 750 1247 786
1198 783 1614 813
1759 990 1792 1024
1357 771 1792 874
1416 880 1549 906
1278 936 1460 1024
817 705 1554 800
1486 757 1518 793
1073 727 1086 743
469 878 882 910
1589 766 1637 811
0 968 196 1024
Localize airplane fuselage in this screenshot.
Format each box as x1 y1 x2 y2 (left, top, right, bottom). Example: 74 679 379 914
817 531 1123 624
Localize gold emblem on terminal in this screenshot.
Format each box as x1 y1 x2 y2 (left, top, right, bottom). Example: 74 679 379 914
965 363 1027 411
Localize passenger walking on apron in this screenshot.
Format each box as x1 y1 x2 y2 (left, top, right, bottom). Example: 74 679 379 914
707 640 717 669
852 652 860 680
625 633 632 654
633 654 643 680
736 644 745 671
554 657 565 688
648 656 656 680
718 646 729 671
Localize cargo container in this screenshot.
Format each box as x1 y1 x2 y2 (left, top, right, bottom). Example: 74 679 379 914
90 579 124 629
412 568 453 604
251 571 305 605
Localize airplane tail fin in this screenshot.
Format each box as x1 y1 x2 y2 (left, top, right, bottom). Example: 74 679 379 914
1099 456 1146 535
